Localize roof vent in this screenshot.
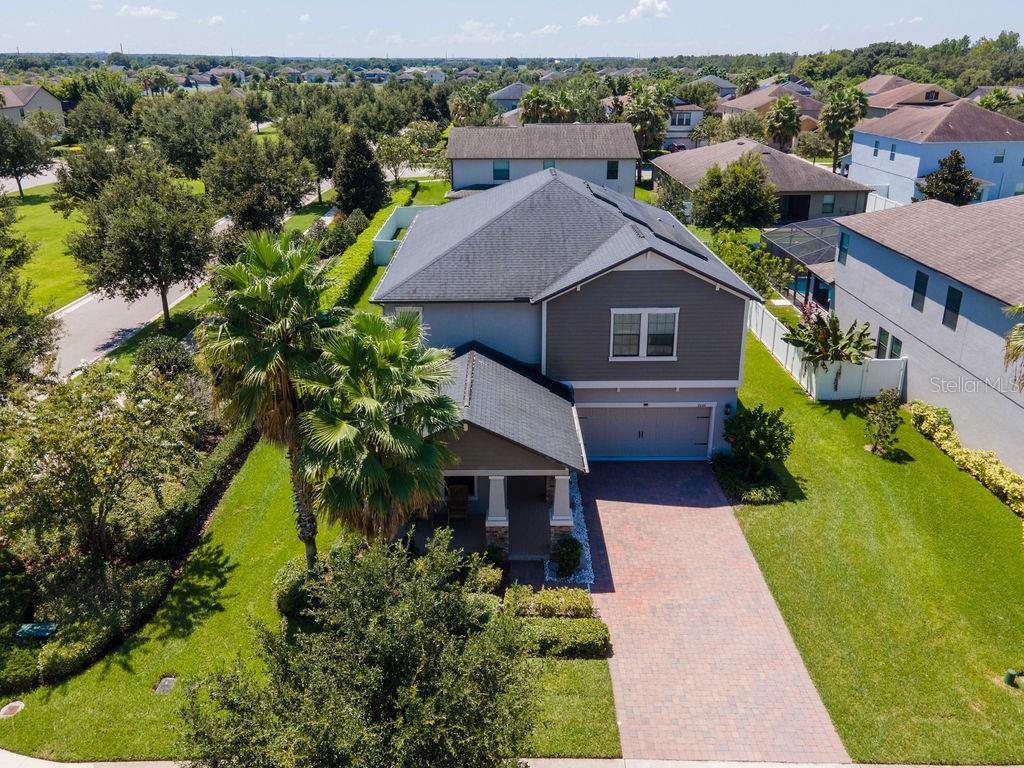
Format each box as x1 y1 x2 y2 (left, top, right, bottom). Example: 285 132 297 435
630 223 646 238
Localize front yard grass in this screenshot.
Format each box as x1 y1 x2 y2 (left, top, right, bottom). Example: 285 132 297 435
410 179 450 205
283 188 337 236
529 659 621 758
736 335 1024 764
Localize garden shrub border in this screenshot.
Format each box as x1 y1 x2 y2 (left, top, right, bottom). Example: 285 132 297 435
526 617 611 659
908 401 1024 516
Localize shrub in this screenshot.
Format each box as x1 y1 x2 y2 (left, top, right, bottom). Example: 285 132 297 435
532 588 593 618
712 453 785 505
0 625 41 694
467 592 502 625
724 404 795 479
321 219 355 258
343 208 370 239
0 549 32 622
272 557 310 618
134 334 196 379
909 401 1024 516
467 563 503 595
527 618 610 658
551 534 583 578
502 583 533 617
865 388 902 454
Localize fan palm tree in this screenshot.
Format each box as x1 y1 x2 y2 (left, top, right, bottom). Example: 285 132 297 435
764 95 801 151
783 313 875 391
299 311 461 542
819 86 868 172
1005 305 1024 388
519 87 551 124
623 88 666 183
196 231 343 571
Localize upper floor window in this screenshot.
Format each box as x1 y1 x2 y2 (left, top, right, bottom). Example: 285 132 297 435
542 159 555 169
925 90 939 101
821 194 836 214
670 111 692 127
606 160 619 180
609 308 679 361
873 140 880 157
911 270 928 311
994 148 1006 164
888 336 903 358
838 231 850 264
889 144 897 161
492 159 510 181
876 328 890 359
942 286 963 330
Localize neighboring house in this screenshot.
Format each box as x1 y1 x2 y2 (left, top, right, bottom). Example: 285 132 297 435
652 139 870 222
864 82 957 117
967 85 1024 101
501 107 523 127
757 74 813 96
846 99 1024 204
718 84 824 122
362 67 392 83
600 95 705 150
539 70 566 84
456 67 480 80
856 74 913 96
277 66 301 83
396 67 446 84
446 123 641 196
833 196 1024 473
694 74 737 99
206 66 245 84
0 85 64 127
371 169 759 555
301 67 332 83
488 81 530 112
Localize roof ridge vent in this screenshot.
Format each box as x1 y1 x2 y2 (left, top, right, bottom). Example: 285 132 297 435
462 350 476 408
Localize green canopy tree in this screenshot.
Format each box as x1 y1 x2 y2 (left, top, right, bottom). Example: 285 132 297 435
920 149 980 206
721 111 767 142
691 151 779 231
197 233 344 571
280 110 345 204
333 129 387 216
376 134 414 186
0 120 52 199
51 139 135 216
819 86 867 172
690 115 722 147
764 94 801 151
64 94 131 143
242 89 271 132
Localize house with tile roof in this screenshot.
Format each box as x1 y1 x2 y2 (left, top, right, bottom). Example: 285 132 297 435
371 169 760 556
846 99 1024 204
0 84 64 127
833 196 1024 472
718 84 824 123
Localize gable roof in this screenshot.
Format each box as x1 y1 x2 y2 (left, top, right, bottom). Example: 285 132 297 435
372 168 760 305
854 99 1024 143
857 74 913 95
447 123 641 160
651 139 870 194
866 82 956 109
838 196 1024 306
719 84 823 115
488 81 530 101
695 74 735 88
0 85 53 108
444 343 587 472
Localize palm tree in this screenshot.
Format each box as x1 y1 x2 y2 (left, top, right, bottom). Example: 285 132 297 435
819 86 868 172
196 232 343 571
1005 305 1024 388
623 89 666 183
519 87 551 124
299 311 461 542
764 95 801 151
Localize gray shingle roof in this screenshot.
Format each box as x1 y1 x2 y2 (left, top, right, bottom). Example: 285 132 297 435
372 168 760 304
866 82 956 109
838 196 1024 306
718 85 823 116
856 74 913 95
445 343 587 472
854 99 1024 143
488 82 530 101
0 85 49 108
695 75 736 88
651 139 870 193
447 123 641 160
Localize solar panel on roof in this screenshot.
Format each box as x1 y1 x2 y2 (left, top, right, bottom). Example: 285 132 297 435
587 185 708 260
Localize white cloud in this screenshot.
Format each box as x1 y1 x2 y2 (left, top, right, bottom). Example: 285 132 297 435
298 13 310 22
116 5 178 19
88 2 104 9
25 20 39 27
440 19 507 45
207 14 224 25
616 0 671 23
885 15 924 27
577 14 607 27
816 22 831 32
530 23 561 36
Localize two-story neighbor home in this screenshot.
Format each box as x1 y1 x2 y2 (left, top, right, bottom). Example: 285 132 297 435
601 95 705 150
833 197 1024 473
446 123 641 196
652 139 870 222
301 67 333 83
372 169 759 556
694 74 737 99
205 66 245 85
488 82 530 112
0 85 63 127
847 99 1024 204
863 82 957 118
718 84 824 124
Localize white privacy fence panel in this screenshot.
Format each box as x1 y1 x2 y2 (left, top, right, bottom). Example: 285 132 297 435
747 303 906 401
865 192 905 212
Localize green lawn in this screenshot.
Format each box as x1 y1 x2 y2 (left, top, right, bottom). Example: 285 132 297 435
7 184 88 309
0 442 340 761
736 335 1024 763
284 188 337 236
411 179 450 206
633 185 655 203
355 266 387 313
765 298 800 328
529 659 621 758
253 123 279 143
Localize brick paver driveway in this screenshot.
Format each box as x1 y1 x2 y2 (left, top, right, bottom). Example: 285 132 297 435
582 462 850 763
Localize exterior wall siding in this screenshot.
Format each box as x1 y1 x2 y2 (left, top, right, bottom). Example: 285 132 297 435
0 90 64 127
544 266 746 382
442 424 566 472
833 230 1024 472
451 158 636 197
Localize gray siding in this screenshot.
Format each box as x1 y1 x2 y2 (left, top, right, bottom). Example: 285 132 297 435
443 424 566 471
544 268 746 382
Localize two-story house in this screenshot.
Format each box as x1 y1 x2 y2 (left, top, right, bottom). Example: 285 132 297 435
693 74 737 99
371 169 759 557
846 99 1024 204
833 196 1024 473
0 85 64 128
863 82 957 118
856 74 912 97
488 82 530 112
718 84 824 125
446 123 641 197
601 95 705 150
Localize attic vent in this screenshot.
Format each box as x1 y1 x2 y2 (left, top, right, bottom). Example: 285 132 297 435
462 351 476 408
548 167 557 176
630 223 646 238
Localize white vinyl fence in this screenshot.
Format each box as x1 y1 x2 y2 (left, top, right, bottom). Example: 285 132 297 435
747 302 907 401
865 192 905 212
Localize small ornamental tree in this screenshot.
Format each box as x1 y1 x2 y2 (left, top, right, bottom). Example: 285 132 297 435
865 388 903 455
376 134 414 186
709 230 792 297
333 129 387 216
654 175 690 223
723 404 795 479
782 313 875 391
920 149 980 206
691 151 779 232
242 89 271 133
0 120 52 199
180 532 535 768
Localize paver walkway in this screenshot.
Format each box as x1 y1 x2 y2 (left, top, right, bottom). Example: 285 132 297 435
582 462 849 763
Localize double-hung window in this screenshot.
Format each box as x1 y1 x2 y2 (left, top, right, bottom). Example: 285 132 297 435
942 286 963 330
670 111 692 127
821 193 836 214
889 144 897 161
876 328 890 359
610 308 679 361
873 140 880 157
911 270 928 311
492 159 510 181
994 148 1006 164
606 160 619 180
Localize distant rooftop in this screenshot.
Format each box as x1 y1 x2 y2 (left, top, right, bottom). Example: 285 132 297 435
447 123 641 160
855 99 1024 143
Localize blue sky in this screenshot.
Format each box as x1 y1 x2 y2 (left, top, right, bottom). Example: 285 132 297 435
2 0 1019 58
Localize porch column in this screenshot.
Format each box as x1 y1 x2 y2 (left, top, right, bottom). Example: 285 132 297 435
485 475 509 550
550 474 573 547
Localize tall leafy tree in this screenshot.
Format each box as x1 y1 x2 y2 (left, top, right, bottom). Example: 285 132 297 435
280 110 344 204
623 87 667 153
300 311 460 542
242 89 271 132
333 129 387 216
721 111 767 142
691 151 779 231
197 233 343 570
375 134 414 185
64 94 131 143
51 139 134 216
203 133 315 232
819 86 868 172
0 120 52 199
68 157 214 326
764 95 801 151
920 149 980 206
690 115 722 147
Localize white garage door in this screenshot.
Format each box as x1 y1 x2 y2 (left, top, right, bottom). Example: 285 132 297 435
577 405 712 460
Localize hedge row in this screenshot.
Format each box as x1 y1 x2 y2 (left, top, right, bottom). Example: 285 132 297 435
503 585 594 618
909 401 1024 516
321 186 414 308
527 618 610 659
